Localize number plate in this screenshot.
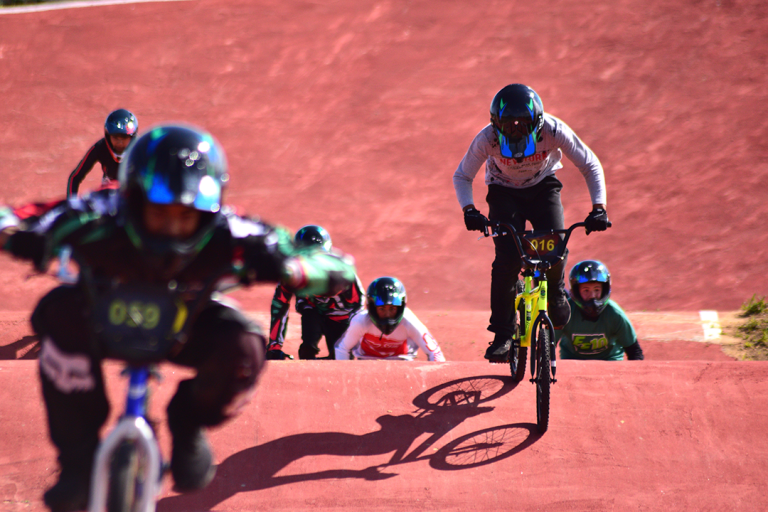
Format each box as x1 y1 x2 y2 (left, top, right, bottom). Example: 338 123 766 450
522 234 560 257
91 284 188 362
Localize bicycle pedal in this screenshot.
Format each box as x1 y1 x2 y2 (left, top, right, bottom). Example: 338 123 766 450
488 360 509 364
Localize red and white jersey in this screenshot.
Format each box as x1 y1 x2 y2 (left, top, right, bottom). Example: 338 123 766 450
334 308 445 362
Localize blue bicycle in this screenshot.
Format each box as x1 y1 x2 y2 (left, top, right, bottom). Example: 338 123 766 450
89 365 164 512
58 247 206 512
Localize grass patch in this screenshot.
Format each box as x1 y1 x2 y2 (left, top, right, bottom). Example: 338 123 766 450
729 295 768 360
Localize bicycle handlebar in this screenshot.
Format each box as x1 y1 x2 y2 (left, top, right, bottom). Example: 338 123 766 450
480 220 612 272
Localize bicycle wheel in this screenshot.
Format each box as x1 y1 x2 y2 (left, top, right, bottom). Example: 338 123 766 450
107 441 139 512
532 318 551 434
511 280 527 383
430 423 536 469
510 344 527 383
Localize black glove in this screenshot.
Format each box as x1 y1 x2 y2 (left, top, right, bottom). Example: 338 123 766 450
584 208 610 235
463 207 488 232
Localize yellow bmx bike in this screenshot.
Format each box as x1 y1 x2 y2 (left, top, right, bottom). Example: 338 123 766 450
482 220 609 433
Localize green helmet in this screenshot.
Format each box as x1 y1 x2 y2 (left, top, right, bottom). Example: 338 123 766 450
294 225 332 252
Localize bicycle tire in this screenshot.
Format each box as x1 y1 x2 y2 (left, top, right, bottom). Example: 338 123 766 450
532 318 551 434
511 280 527 383
510 345 527 383
430 423 536 469
107 441 139 512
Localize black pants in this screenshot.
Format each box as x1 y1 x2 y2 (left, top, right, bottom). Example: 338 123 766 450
32 285 266 472
297 308 350 360
486 178 569 338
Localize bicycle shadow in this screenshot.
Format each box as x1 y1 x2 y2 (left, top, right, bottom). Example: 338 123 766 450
157 375 540 511
0 335 40 360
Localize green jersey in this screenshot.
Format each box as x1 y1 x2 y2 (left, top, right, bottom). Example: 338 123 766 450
556 298 637 361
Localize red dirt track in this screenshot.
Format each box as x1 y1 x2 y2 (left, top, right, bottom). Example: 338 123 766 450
1 0 767 510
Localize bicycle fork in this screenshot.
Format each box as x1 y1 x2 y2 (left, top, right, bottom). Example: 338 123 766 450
89 367 163 512
527 279 557 385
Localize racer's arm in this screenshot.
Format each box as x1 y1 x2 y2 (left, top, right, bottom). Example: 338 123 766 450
452 127 492 210
268 283 294 346
403 308 445 362
334 315 367 360
0 199 86 271
346 274 365 308
231 214 357 297
67 141 103 198
609 302 643 360
0 206 20 248
624 342 644 360
550 116 606 208
281 250 356 298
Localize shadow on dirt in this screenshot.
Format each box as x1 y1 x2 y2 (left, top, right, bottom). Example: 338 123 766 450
0 335 40 360
158 375 539 511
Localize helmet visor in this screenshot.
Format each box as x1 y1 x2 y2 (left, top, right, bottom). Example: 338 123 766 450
573 265 610 285
371 291 404 307
495 117 536 140
145 172 222 212
496 129 537 159
494 116 538 158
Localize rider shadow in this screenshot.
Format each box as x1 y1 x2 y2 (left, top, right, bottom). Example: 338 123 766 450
157 374 540 512
0 335 40 360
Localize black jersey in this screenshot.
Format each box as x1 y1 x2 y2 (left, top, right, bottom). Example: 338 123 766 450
66 138 120 197
3 189 356 306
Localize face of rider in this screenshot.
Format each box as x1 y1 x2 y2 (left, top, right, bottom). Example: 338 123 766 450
142 203 201 240
579 282 603 301
109 134 132 154
376 305 399 319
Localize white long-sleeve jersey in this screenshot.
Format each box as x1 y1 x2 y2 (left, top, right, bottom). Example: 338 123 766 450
453 114 606 208
334 307 445 362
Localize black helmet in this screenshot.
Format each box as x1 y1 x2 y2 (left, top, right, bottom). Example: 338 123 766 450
490 84 544 159
366 277 407 335
104 109 138 162
294 225 332 252
118 123 229 269
569 260 611 318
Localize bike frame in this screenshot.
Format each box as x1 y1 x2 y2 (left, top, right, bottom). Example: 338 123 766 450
484 221 589 379
55 243 225 512
88 366 162 512
514 271 547 349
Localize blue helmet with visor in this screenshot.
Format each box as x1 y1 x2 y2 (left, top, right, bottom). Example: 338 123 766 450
104 108 139 161
490 84 544 160
569 260 612 318
366 277 407 335
118 123 229 268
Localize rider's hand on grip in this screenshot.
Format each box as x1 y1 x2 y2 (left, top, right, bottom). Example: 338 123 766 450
463 207 488 232
584 208 610 235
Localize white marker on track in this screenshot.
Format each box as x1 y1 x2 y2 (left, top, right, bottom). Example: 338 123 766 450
0 0 191 16
699 310 721 341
